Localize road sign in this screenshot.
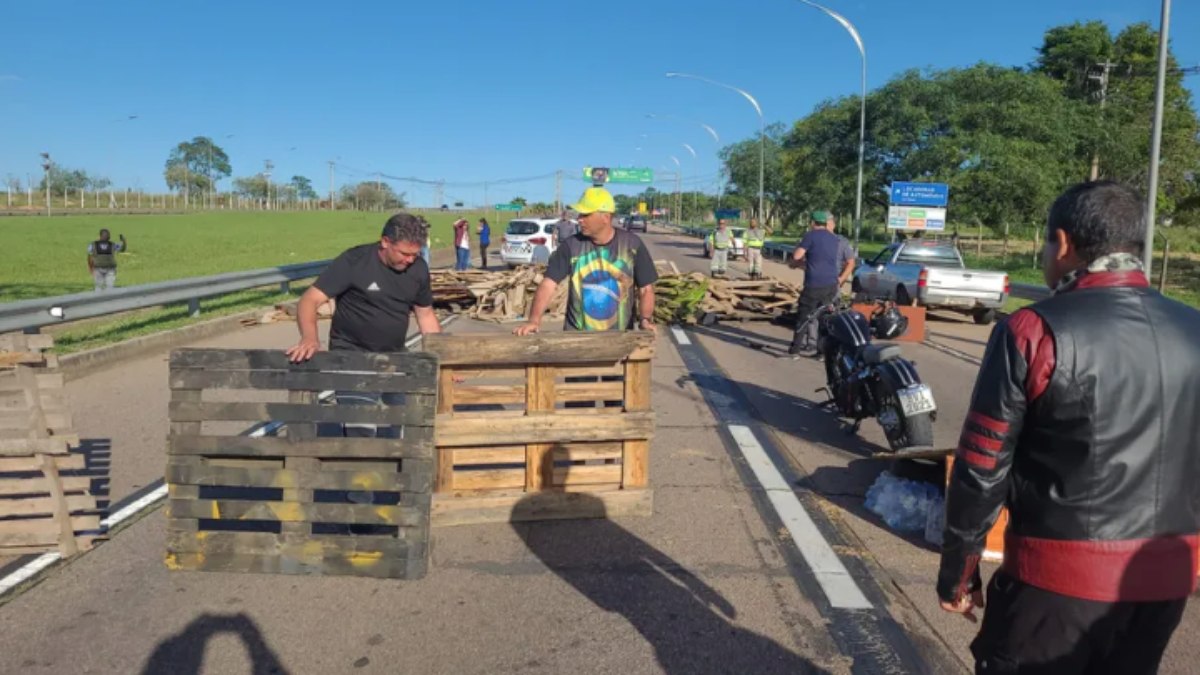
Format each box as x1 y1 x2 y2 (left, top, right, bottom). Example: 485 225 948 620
637 201 648 215
583 167 654 184
495 203 523 211
887 206 946 231
890 182 949 207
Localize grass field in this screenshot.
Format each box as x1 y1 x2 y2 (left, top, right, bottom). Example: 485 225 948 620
0 210 520 302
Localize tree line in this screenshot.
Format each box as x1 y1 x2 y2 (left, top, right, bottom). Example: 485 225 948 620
718 20 1200 235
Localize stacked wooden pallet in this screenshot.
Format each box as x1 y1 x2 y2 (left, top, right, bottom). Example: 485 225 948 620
430 268 567 322
0 334 101 556
165 348 437 579
424 332 655 526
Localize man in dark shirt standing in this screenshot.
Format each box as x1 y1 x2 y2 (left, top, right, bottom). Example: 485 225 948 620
515 187 657 335
788 210 855 356
286 212 443 436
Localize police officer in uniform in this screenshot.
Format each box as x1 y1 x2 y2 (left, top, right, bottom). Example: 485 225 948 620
744 218 767 280
87 229 127 291
709 219 732 277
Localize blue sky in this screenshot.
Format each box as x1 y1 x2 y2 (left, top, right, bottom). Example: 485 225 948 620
1 0 1196 206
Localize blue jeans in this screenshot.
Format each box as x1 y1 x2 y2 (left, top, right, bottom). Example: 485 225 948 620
455 247 470 271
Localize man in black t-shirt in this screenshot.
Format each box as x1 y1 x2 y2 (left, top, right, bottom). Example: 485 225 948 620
286 213 443 439
515 187 657 335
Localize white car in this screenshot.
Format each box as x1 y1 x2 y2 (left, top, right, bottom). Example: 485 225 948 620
500 218 561 267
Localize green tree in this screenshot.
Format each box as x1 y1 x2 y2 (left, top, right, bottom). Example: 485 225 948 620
232 174 270 200
37 165 110 192
338 182 406 211
510 196 528 207
164 136 232 196
291 175 318 200
718 123 786 224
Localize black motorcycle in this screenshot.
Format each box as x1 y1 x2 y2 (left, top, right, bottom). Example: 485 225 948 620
807 299 936 451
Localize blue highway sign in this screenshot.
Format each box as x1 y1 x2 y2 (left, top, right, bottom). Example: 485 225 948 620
890 182 949 207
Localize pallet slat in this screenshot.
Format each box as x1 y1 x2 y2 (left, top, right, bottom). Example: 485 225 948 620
170 433 433 459
169 368 437 394
167 499 426 526
435 412 654 448
552 464 623 487
554 381 625 403
0 475 93 496
166 459 431 492
0 454 85 472
170 348 438 374
451 447 526 466
424 332 654 366
0 494 98 517
0 515 102 546
451 468 526 491
552 443 623 462
169 399 436 426
450 385 526 406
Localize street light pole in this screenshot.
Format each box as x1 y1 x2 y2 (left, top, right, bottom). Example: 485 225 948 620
1144 0 1171 275
666 73 765 224
795 0 867 247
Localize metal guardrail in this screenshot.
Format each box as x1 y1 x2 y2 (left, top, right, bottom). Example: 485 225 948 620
0 260 331 334
659 222 1050 302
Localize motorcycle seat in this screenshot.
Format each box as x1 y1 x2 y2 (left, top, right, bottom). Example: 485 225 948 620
863 344 902 364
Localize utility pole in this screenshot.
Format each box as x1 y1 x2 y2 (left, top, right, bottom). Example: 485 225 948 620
327 160 335 210
40 153 51 217
1144 0 1172 275
264 160 274 211
433 180 444 209
1088 60 1116 181
484 181 489 210
554 170 562 212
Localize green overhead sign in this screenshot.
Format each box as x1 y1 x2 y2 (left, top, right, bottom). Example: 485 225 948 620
583 167 654 184
494 203 523 211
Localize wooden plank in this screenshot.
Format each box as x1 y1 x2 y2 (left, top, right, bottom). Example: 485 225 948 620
450 367 526 380
435 367 455 492
452 468 526 491
166 459 431 493
0 493 97 517
170 389 203 438
170 348 439 375
0 352 46 368
0 334 54 351
526 365 556 412
0 438 70 456
165 548 428 579
169 434 435 460
450 385 525 406
432 488 653 527
624 360 652 411
169 368 437 394
555 364 624 379
0 475 92 496
168 398 436 426
0 515 101 547
167 499 426 526
555 381 625 403
287 390 316 441
622 440 650 489
436 412 654 448
451 447 526 466
165 530 420 557
553 442 623 462
423 331 655 366
552 464 622 487
0 454 85 472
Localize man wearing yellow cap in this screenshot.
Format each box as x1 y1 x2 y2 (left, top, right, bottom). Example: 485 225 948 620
515 187 658 335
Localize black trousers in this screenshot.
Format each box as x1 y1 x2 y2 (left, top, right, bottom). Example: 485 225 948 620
789 284 838 352
479 243 489 269
972 571 1187 675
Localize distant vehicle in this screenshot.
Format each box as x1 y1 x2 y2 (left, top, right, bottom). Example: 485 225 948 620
500 218 560 267
703 227 746 259
852 240 1009 324
627 215 647 233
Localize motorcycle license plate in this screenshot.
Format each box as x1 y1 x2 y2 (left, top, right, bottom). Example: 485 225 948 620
898 385 936 416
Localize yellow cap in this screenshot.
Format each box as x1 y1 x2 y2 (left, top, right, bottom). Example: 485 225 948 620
571 187 616 214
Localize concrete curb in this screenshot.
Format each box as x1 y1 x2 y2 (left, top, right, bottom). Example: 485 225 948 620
58 308 265 382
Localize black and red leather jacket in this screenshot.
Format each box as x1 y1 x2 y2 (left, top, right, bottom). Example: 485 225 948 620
938 270 1200 603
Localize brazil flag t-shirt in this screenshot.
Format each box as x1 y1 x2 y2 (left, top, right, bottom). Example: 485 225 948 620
545 228 658 331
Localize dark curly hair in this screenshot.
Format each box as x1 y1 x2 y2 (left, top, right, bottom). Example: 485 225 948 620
381 212 427 244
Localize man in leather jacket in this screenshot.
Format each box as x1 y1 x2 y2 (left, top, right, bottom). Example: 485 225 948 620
938 181 1200 674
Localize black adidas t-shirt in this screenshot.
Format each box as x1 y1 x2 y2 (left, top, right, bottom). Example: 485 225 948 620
314 243 433 352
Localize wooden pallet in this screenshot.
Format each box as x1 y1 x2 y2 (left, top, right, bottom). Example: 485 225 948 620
0 335 99 556
165 349 437 579
424 332 655 526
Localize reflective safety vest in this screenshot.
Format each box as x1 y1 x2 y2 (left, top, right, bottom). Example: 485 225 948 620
712 229 732 250
91 240 117 269
746 228 765 248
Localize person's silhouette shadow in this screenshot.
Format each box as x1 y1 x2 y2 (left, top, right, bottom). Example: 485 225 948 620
513 493 827 674
141 612 288 675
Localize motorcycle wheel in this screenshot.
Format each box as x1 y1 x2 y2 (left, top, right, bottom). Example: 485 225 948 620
875 382 935 451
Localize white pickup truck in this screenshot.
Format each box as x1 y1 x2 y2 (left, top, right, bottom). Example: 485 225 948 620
851 240 1009 324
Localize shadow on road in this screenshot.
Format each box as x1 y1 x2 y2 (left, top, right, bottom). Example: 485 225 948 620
73 438 111 511
514 493 828 674
141 613 288 675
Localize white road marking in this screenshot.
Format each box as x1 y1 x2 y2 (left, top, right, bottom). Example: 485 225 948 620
727 424 873 610
0 553 59 598
671 327 691 346
1 314 460 599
